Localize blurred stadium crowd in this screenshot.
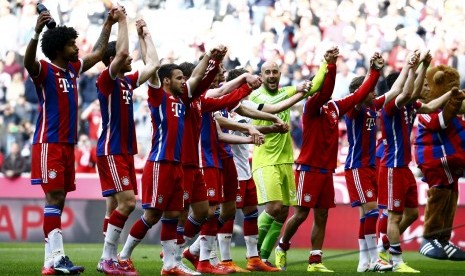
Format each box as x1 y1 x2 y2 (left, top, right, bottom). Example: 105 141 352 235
1 0 465 176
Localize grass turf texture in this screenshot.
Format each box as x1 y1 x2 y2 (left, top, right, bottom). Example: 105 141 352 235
1 243 464 275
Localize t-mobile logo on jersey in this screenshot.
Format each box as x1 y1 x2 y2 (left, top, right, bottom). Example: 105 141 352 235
366 117 375 130
171 102 184 117
122 90 131 104
58 78 73 92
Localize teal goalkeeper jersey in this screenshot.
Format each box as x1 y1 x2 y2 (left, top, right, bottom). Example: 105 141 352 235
249 61 327 171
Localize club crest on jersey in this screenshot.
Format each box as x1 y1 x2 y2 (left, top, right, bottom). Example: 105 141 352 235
121 176 130 186
331 111 337 119
394 199 401 208
303 193 312 203
48 169 57 179
236 195 242 203
366 189 374 198
157 195 164 204
183 191 189 200
207 188 215 197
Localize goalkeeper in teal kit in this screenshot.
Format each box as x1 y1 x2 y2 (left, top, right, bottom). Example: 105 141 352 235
249 48 333 264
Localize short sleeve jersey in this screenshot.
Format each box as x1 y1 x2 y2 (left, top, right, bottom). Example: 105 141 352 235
32 59 83 144
96 67 140 156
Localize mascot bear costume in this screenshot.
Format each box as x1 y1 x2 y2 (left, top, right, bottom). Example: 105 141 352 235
415 65 465 261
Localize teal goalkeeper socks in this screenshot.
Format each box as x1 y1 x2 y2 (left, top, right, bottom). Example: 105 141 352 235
260 220 283 259
257 211 274 251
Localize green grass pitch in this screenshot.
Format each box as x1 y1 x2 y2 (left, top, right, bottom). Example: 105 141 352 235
0 242 464 275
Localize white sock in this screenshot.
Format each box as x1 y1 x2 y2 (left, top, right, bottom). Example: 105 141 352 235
199 235 214 262
119 234 141 260
101 224 122 260
210 236 219 265
364 234 378 263
44 238 53 268
48 229 65 265
391 253 403 265
217 233 232 261
244 235 259 258
358 239 369 266
175 242 185 262
161 239 177 270
189 236 201 256
378 233 387 253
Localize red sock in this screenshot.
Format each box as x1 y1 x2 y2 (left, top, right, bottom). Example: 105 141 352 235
184 215 202 239
43 205 61 236
200 216 217 236
109 210 128 229
129 218 151 240
364 215 377 235
102 216 110 235
218 218 234 234
359 217 365 239
160 218 178 241
309 254 322 264
377 211 388 238
243 210 258 236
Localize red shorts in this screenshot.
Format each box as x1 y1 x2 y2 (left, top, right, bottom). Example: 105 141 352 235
236 178 258 209
141 161 184 211
31 143 76 193
183 166 207 204
418 155 465 192
378 166 418 212
221 157 239 202
345 167 377 207
295 170 335 209
96 155 138 197
202 167 223 205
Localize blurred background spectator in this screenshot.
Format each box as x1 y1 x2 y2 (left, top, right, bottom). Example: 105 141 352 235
1 0 464 174
1 141 28 179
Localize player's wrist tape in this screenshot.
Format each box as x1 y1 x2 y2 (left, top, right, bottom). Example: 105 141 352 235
32 32 40 40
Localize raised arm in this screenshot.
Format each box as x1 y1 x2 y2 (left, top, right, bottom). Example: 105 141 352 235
261 89 307 114
188 45 227 94
206 73 261 98
411 51 432 101
108 7 128 78
81 7 118 73
24 11 52 76
383 55 415 104
394 52 420 108
136 20 160 85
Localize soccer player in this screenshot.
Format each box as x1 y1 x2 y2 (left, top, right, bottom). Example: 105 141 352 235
175 62 265 274
250 47 329 266
342 53 417 272
274 49 384 273
415 66 465 261
24 7 117 275
95 13 160 275
226 68 310 272
118 46 227 275
377 50 454 272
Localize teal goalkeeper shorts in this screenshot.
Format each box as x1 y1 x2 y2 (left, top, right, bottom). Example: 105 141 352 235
252 164 296 206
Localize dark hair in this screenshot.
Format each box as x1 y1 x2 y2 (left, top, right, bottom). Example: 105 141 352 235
349 76 365 93
226 68 248 82
158 63 182 82
41 26 78 60
102 41 117 67
385 72 400 90
179 62 196 79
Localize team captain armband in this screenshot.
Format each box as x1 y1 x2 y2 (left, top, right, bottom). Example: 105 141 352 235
258 103 264 110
